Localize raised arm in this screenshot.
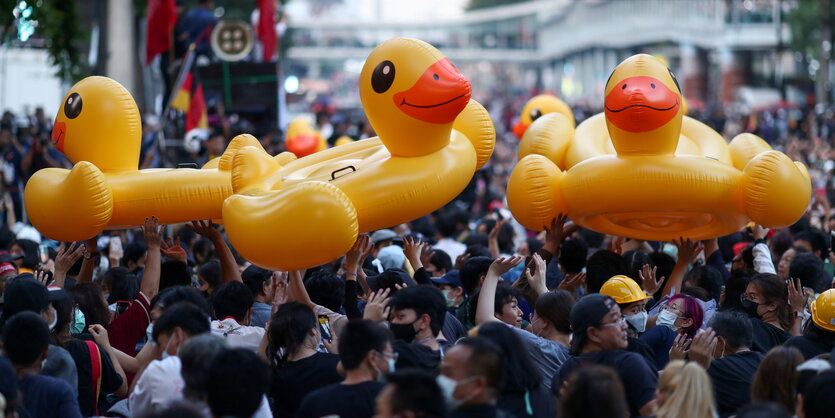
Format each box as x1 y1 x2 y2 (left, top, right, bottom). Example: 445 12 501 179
76 237 99 284
287 269 314 308
140 217 162 300
751 225 776 274
475 256 525 325
188 220 241 283
52 242 85 288
662 238 703 297
403 237 432 285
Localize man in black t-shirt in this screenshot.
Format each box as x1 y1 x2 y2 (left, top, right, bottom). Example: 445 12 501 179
297 320 393 418
553 294 657 418
387 285 448 373
694 311 764 418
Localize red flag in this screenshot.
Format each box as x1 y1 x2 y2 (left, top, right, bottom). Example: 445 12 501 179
186 80 208 132
146 0 177 64
258 0 277 61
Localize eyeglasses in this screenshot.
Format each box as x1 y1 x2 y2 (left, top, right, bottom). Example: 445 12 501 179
377 351 399 362
660 303 685 316
598 315 626 329
740 293 759 304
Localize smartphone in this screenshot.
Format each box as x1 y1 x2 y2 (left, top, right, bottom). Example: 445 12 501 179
109 236 123 260
493 207 504 221
318 315 333 343
38 244 49 264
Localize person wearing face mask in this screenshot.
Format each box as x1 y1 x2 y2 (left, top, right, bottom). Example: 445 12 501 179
553 294 658 418
297 319 394 418
267 302 342 418
640 293 703 370
785 289 835 360
741 273 805 352
374 369 447 418
385 285 448 374
438 337 511 418
0 277 79 395
600 275 657 371
128 302 211 415
431 270 466 313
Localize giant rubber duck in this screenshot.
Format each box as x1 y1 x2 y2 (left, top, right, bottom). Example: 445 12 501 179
512 94 575 140
285 117 327 158
507 54 810 240
222 38 495 270
23 76 263 241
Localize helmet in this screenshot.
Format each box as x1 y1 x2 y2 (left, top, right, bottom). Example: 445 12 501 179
600 275 649 305
810 289 835 332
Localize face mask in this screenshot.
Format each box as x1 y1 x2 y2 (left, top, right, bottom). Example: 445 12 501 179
441 289 456 307
389 321 418 343
656 309 680 331
47 307 58 331
146 322 155 346
162 332 178 359
436 375 476 410
740 299 760 318
372 352 394 383
624 311 648 333
71 308 86 334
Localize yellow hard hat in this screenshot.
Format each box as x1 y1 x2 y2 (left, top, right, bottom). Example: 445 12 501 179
600 275 650 304
810 289 835 332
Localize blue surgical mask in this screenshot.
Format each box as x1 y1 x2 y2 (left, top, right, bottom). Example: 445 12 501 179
656 309 680 331
146 323 156 347
71 308 86 334
625 311 648 333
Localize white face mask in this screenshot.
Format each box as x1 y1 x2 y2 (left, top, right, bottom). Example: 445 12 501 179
624 311 648 333
146 322 155 346
656 309 680 331
436 375 477 410
47 307 58 331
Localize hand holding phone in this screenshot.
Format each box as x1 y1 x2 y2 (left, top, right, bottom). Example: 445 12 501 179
38 244 49 264
318 315 333 343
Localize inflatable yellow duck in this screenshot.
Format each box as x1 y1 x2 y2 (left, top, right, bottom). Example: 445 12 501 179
285 117 327 157
222 38 495 270
512 94 575 140
507 54 810 240
24 76 263 241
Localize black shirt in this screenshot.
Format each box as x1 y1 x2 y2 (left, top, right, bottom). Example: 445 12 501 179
707 350 764 418
451 403 514 418
297 381 384 418
443 311 467 344
750 319 790 353
626 337 658 374
64 339 123 416
497 385 556 418
393 340 442 374
270 352 342 418
784 335 834 360
553 350 657 418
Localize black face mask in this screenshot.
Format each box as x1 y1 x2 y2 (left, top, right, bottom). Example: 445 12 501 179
389 321 418 342
740 299 760 318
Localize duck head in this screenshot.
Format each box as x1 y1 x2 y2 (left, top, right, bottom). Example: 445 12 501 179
359 38 471 157
604 54 683 155
512 94 575 139
52 76 141 172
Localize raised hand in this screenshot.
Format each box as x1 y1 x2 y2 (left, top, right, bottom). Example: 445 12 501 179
488 255 525 276
668 333 690 361
558 272 587 293
402 237 427 270
639 264 664 296
160 237 187 263
53 242 85 288
34 269 51 287
345 234 372 272
454 252 470 270
88 324 112 349
751 224 770 241
142 216 162 248
419 244 433 268
526 253 548 295
363 288 391 323
187 219 222 241
673 237 703 264
543 214 575 254
687 328 717 369
607 237 624 255
787 278 807 314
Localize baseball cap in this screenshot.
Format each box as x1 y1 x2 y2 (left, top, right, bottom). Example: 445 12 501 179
377 245 406 270
366 269 417 293
371 229 398 244
569 294 618 345
0 278 63 320
431 270 462 288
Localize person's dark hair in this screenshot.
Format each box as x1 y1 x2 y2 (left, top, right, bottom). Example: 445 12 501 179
465 233 489 248
436 213 458 238
525 238 544 256
493 282 522 315
460 256 493 295
388 285 447 336
192 238 215 264
799 370 835 418
684 264 723 301
266 302 317 368
585 250 630 294
681 286 711 302
734 403 791 418
337 319 392 370
152 302 210 343
124 241 147 267
2 311 49 366
559 365 629 418
622 250 651 287
242 265 272 297
160 260 192 290
770 229 796 260
0 227 15 251
101 267 138 305
304 271 345 313
708 311 753 349
205 348 270 418
151 286 212 316
535 290 574 334
496 222 515 255
649 251 675 299
49 293 75 346
428 249 452 274
750 273 792 330
368 269 411 294
137 402 206 418
558 239 588 275
789 252 827 293
738 244 755 270
455 337 504 394
69 283 110 328
179 334 228 401
198 260 222 290
385 370 446 418
719 268 755 312
465 244 491 258
801 320 835 349
12 239 39 270
211 281 254 322
751 346 803 413
476 323 541 394
794 228 830 259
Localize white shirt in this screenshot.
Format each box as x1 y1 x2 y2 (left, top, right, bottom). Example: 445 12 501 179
434 238 466 262
210 318 265 352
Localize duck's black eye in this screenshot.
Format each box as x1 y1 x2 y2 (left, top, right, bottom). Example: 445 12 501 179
622 84 627 90
530 109 543 122
64 93 82 119
371 60 395 94
651 83 656 88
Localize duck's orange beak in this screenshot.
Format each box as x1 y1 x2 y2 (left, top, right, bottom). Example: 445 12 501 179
604 76 679 133
512 121 527 139
52 121 66 153
393 58 471 124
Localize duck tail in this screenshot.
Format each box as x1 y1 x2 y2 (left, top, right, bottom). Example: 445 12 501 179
231 146 281 194
218 134 265 171
518 113 574 170
453 99 495 170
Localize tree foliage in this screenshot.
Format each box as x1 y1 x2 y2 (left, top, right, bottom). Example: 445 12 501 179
787 0 835 61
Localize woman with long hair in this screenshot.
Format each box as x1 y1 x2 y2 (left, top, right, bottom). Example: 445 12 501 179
751 346 804 414
655 360 716 418
266 302 342 418
742 273 805 351
640 293 704 370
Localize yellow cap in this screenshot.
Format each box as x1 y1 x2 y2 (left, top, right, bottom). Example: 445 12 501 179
600 275 650 304
810 289 835 332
